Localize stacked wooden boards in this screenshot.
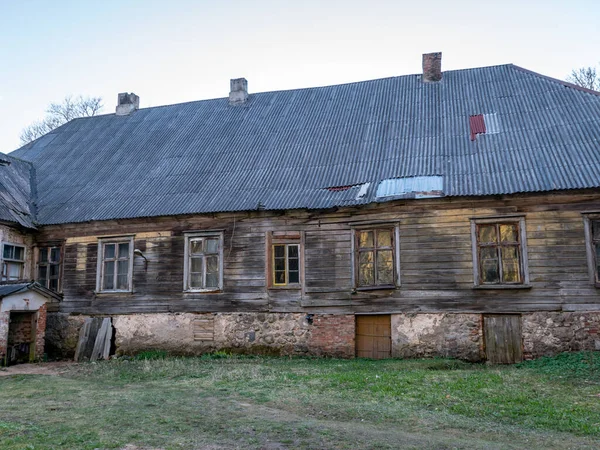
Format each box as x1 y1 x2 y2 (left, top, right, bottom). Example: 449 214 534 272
74 318 113 361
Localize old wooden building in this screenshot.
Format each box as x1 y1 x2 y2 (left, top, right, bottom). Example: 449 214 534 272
2 53 600 363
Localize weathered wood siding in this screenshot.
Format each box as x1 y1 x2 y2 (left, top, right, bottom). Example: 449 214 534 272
33 191 600 315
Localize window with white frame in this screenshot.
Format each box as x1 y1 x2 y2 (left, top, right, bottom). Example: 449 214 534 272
470 217 529 287
352 225 401 289
184 232 223 291
96 237 134 292
2 243 26 281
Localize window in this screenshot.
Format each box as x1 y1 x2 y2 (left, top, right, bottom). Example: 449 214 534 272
273 244 300 286
37 246 62 292
583 215 600 286
471 217 529 287
267 231 303 289
353 226 400 289
96 237 134 292
184 232 223 292
2 243 25 281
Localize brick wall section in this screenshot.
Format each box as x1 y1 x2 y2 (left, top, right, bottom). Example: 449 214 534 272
7 312 33 345
35 303 47 359
308 314 355 358
522 312 600 359
0 312 9 362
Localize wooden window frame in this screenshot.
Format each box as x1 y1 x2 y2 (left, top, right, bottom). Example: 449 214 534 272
266 231 304 290
36 244 63 293
470 216 530 288
351 224 401 290
183 231 224 293
1 242 26 282
96 236 134 293
582 214 600 287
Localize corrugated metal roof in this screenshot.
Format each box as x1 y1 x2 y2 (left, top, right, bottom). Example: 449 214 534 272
0 153 35 228
10 64 600 225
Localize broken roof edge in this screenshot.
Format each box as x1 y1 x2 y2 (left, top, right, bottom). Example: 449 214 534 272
510 64 600 97
31 186 600 228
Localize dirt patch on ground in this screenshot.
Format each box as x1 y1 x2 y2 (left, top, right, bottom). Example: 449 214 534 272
0 361 75 377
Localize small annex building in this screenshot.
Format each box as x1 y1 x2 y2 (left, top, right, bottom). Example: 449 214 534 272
0 283 59 365
2 53 600 364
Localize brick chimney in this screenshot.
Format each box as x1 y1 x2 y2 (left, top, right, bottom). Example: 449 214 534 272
115 92 140 116
422 52 442 82
229 78 248 105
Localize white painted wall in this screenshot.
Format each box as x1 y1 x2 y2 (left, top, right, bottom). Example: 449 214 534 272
0 290 48 312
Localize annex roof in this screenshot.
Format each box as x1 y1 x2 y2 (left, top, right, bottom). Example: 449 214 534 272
0 282 61 301
10 64 600 225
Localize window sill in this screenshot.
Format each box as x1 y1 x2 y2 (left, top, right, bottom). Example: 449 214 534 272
268 285 302 290
95 290 133 296
184 289 222 294
472 284 532 290
355 285 398 292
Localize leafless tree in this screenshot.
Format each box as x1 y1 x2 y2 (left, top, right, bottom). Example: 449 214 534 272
567 65 600 91
19 95 103 145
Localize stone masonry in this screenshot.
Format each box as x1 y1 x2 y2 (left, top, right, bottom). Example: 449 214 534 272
44 311 600 361
46 312 357 358
522 312 600 359
391 313 484 361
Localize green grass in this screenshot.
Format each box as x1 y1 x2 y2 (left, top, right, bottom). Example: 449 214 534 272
1 353 599 449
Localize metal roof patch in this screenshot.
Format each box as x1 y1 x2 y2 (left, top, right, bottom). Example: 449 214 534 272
376 176 444 199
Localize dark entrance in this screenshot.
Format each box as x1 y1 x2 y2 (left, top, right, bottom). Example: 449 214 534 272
356 315 391 359
6 311 36 365
483 314 523 364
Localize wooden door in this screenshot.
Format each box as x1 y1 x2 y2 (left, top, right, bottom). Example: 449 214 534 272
483 314 523 364
356 315 391 359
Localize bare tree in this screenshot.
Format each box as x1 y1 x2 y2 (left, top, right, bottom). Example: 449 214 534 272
567 66 600 91
19 95 103 145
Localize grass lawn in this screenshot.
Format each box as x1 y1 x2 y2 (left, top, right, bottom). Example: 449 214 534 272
0 352 599 449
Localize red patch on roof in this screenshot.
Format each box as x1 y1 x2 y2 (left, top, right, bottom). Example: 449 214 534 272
469 114 486 141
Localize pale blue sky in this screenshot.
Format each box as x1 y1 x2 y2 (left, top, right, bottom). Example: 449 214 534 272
1 0 598 153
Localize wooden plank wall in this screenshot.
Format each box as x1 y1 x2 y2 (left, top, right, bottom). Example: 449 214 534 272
33 191 600 315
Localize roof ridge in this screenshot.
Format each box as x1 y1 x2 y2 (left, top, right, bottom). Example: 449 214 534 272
510 64 600 97
62 63 519 118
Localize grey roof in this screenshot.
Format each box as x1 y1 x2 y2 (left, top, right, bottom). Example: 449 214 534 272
0 282 61 300
10 64 600 225
0 152 35 228
0 283 31 298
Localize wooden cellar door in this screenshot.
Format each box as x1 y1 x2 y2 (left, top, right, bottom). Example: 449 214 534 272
356 315 391 359
483 314 523 364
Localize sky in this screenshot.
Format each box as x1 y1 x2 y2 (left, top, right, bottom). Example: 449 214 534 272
0 0 599 154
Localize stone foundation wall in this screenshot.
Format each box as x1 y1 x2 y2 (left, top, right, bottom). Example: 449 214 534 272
391 313 484 361
522 312 600 359
46 312 355 358
45 313 87 359
44 311 600 362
